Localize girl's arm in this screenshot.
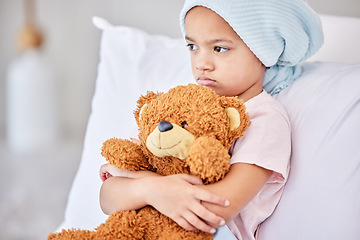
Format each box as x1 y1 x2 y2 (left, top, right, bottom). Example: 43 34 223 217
197 162 272 222
99 165 229 234
99 163 161 213
99 163 271 233
99 163 157 181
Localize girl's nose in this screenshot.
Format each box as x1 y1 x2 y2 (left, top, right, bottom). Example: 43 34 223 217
194 52 214 72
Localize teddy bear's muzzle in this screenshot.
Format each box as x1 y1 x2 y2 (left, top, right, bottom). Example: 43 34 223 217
146 122 195 160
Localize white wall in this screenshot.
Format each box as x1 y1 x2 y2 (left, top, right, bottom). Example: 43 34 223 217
0 0 184 140
0 0 359 140
308 0 360 17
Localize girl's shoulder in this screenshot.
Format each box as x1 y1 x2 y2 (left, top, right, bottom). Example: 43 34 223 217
245 90 290 125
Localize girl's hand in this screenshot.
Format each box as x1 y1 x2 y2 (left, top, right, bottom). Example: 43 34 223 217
100 163 136 181
142 174 229 234
100 137 142 181
100 163 158 182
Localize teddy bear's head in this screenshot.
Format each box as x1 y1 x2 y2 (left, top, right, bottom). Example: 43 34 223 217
133 84 249 178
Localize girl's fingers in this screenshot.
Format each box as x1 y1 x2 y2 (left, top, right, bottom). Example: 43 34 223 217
143 174 228 232
100 163 134 178
175 217 198 232
182 211 216 234
190 203 225 228
174 174 228 228
181 174 230 207
99 165 107 181
100 164 110 176
100 171 112 182
100 173 106 182
194 188 230 207
181 174 204 185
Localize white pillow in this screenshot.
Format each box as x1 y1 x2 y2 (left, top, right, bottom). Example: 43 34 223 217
59 15 360 239
258 61 360 239
58 17 193 230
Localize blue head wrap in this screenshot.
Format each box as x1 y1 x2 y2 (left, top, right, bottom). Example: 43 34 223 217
180 0 324 95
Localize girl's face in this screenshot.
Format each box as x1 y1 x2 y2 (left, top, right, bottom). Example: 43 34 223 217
185 6 265 101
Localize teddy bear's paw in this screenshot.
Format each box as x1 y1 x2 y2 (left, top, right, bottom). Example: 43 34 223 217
186 137 231 184
157 224 214 240
95 209 161 240
101 138 151 171
47 229 94 240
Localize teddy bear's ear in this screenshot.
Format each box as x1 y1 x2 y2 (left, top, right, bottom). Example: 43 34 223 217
220 96 250 138
134 91 162 123
225 107 241 131
138 104 147 121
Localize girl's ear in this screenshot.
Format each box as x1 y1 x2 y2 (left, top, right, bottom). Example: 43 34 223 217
134 91 163 123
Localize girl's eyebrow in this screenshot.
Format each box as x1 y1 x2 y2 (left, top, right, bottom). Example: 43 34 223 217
185 35 194 42
208 38 234 44
185 35 233 44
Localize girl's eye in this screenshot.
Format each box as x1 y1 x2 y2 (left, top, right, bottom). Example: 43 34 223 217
186 44 198 51
214 46 229 53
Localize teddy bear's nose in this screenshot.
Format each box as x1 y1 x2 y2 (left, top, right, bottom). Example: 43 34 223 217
158 121 173 132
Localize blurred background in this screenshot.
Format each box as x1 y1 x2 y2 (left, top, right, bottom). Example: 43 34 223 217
0 0 359 239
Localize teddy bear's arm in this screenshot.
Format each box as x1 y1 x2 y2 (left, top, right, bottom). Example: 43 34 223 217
101 138 152 171
186 137 231 184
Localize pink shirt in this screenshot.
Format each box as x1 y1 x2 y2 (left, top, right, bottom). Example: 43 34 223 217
227 90 291 240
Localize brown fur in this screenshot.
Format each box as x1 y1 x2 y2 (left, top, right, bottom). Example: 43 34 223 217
48 84 249 240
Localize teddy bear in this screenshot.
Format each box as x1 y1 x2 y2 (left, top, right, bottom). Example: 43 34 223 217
48 83 249 240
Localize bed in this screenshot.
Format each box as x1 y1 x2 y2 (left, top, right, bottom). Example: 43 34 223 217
55 14 360 239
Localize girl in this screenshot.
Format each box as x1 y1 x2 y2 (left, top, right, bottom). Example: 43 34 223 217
99 0 323 239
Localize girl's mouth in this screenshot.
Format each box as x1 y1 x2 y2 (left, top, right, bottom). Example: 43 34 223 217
197 76 216 87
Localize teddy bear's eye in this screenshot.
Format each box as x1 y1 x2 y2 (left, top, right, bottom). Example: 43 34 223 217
181 121 188 128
